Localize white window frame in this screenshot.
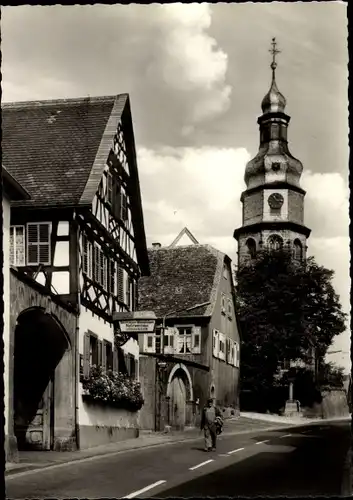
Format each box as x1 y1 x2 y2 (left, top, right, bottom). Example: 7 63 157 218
213 329 220 358
191 326 201 354
10 225 25 266
234 341 240 368
27 222 52 266
163 327 176 354
227 298 232 319
145 333 156 353
176 325 193 354
218 332 226 361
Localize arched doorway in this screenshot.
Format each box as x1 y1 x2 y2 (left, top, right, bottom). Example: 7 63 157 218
14 308 70 450
167 364 193 431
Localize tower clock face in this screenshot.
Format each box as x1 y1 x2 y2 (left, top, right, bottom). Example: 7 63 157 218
268 192 284 209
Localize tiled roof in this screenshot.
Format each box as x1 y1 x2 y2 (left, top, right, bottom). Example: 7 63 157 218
138 244 225 318
2 95 119 207
2 165 30 201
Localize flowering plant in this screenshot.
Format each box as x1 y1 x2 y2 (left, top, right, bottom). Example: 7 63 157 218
82 365 144 411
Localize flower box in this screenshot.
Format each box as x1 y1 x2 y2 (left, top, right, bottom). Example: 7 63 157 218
82 365 144 412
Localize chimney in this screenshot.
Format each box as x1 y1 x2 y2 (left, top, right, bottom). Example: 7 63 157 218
152 242 161 249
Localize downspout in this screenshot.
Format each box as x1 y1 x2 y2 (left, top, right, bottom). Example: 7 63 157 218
73 210 80 450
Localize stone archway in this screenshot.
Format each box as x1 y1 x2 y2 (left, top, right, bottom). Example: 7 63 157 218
13 307 72 451
167 364 193 430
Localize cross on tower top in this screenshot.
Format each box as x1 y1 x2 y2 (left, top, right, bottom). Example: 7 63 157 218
269 37 281 71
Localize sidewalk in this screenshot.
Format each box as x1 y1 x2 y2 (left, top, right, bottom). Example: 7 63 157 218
5 415 340 477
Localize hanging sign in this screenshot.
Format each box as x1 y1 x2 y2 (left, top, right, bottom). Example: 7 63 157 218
119 319 156 333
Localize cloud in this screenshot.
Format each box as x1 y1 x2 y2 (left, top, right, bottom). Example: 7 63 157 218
301 170 349 238
1 4 231 146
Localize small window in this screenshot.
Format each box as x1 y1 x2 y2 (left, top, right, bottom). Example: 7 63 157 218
293 239 303 261
93 243 108 290
246 238 256 259
120 191 128 222
227 298 232 318
177 327 192 354
221 294 226 314
10 225 25 266
89 335 98 366
145 334 155 353
268 234 283 251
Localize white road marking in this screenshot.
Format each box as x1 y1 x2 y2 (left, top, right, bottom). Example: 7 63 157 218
280 434 292 439
256 440 269 445
189 459 214 471
124 480 166 499
218 453 230 457
227 447 245 455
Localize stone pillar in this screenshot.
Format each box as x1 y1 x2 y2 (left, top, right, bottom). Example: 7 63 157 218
289 382 294 402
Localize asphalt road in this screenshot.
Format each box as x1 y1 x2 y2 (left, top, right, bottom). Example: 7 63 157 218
6 420 351 499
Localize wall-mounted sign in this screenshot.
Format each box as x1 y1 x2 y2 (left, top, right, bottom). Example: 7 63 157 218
113 310 157 322
119 320 156 333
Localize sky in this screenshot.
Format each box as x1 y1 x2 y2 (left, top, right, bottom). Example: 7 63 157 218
1 2 350 372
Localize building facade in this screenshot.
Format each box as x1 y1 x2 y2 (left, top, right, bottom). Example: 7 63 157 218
137 230 241 431
233 40 311 268
2 94 149 454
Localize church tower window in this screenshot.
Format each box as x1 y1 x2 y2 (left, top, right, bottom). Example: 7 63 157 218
246 238 257 259
267 234 283 251
293 239 303 261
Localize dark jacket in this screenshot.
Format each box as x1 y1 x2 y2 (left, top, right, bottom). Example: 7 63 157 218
201 405 222 430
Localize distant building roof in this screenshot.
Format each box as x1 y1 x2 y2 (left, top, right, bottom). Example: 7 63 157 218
169 227 199 248
138 244 229 318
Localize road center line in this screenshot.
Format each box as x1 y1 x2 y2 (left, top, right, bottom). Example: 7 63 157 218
124 480 166 499
256 440 269 445
189 459 214 471
280 434 292 438
227 447 245 455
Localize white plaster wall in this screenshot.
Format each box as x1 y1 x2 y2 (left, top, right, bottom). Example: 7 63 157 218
57 221 69 236
54 241 69 266
78 307 140 426
3 196 10 435
263 189 288 221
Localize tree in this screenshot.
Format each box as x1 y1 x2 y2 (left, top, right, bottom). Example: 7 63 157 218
317 361 345 390
236 248 347 404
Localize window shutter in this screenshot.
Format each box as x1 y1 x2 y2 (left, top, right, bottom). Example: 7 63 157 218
87 242 93 279
98 340 103 367
236 342 240 368
83 332 91 378
213 330 219 358
226 338 230 363
113 347 119 372
110 260 116 295
107 171 113 205
10 227 14 265
102 342 107 372
113 179 121 219
192 327 201 354
121 192 128 222
27 223 51 265
94 244 100 283
125 275 131 308
164 327 175 354
177 329 184 354
103 256 108 291
83 234 88 274
117 266 124 302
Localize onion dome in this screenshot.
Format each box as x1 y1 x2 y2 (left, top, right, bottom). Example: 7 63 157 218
261 62 287 114
244 38 303 190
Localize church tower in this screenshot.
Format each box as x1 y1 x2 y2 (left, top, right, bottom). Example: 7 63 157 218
233 38 311 268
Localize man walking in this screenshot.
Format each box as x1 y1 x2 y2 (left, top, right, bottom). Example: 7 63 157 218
201 398 222 452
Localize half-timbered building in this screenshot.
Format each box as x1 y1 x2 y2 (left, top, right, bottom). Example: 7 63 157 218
137 229 241 431
2 94 150 452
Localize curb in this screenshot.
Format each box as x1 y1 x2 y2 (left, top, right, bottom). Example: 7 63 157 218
5 421 310 479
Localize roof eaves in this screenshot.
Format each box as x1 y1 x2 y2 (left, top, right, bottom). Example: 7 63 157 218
2 165 31 201
205 247 225 317
79 94 127 206
1 95 117 109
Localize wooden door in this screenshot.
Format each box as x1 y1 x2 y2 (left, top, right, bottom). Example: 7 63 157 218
170 377 186 430
16 378 53 451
